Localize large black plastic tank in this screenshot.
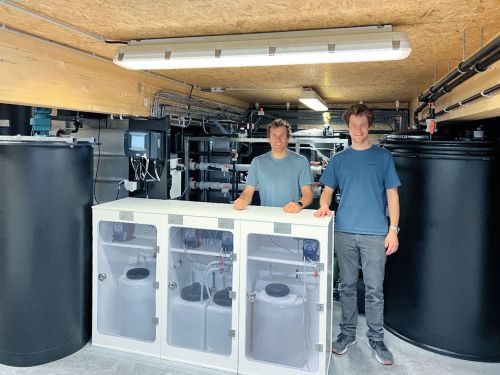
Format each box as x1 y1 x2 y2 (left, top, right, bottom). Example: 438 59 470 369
0 136 94 366
381 132 500 362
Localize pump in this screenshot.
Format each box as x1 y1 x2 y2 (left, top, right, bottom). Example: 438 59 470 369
30 107 52 136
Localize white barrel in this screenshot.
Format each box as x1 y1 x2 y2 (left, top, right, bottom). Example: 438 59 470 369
118 267 156 341
206 288 232 355
170 283 209 350
252 283 306 368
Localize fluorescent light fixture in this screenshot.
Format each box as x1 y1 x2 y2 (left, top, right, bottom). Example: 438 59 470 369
299 88 328 111
113 25 411 70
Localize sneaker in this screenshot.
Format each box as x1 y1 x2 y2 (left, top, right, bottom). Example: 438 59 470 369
331 333 357 355
368 339 394 365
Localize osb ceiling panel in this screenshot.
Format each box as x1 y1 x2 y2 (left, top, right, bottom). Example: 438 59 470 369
1 0 499 106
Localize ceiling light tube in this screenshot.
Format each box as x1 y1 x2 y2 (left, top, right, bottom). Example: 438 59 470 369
299 88 328 111
113 25 411 70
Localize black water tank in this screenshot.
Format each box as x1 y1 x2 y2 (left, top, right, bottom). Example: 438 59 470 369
0 104 31 135
382 134 500 362
0 136 94 366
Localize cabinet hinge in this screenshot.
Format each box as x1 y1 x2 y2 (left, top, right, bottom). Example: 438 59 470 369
154 245 160 254
153 317 159 325
228 329 236 337
153 281 159 289
316 303 324 312
315 344 324 352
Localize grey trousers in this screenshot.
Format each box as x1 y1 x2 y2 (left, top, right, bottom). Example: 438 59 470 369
335 231 387 341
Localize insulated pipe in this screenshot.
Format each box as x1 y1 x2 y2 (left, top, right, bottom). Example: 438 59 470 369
418 36 500 102
435 83 500 117
414 41 500 125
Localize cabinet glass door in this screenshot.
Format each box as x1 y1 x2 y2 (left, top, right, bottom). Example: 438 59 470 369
244 233 322 372
166 226 234 356
96 221 158 342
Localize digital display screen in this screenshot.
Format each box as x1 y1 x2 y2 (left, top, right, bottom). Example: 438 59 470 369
130 133 146 151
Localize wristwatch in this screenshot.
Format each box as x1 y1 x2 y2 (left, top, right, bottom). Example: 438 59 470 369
296 201 304 208
389 225 400 233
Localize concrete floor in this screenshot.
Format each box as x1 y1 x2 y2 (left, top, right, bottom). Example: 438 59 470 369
1 302 499 375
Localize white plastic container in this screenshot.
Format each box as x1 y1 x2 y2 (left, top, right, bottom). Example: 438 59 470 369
170 283 209 350
118 266 156 341
252 283 306 368
206 289 232 355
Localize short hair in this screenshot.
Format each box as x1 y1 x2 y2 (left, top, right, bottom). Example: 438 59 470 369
266 118 291 139
342 104 374 126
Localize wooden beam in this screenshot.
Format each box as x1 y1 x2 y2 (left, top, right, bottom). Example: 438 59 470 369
0 30 247 116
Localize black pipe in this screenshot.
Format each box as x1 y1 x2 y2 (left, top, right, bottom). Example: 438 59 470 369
415 36 500 124
418 36 500 102
435 83 500 117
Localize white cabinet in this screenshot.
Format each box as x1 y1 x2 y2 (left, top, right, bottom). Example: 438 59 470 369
92 198 333 375
162 208 240 372
92 204 165 357
237 207 333 375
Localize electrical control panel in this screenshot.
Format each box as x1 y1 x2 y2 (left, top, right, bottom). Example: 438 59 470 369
124 130 164 160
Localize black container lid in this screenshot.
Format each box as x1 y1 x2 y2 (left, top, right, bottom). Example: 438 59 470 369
126 267 150 280
265 283 290 297
213 288 233 307
181 282 209 301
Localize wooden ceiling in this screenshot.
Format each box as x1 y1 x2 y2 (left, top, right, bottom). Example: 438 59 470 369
1 0 499 107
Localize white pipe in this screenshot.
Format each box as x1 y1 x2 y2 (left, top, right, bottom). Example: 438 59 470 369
200 260 221 302
190 181 246 191
190 161 250 172
202 266 224 302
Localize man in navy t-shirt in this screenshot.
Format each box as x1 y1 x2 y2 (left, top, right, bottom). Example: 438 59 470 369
314 104 401 365
233 119 313 212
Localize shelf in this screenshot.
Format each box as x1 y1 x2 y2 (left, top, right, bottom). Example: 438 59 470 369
101 235 156 250
248 247 317 267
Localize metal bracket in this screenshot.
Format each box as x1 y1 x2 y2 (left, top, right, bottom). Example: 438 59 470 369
247 292 256 302
154 245 160 255
315 343 324 352
153 281 159 289
316 303 324 312
153 317 159 325
228 329 236 337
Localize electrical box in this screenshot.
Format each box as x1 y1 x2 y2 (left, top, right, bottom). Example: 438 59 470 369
124 130 164 161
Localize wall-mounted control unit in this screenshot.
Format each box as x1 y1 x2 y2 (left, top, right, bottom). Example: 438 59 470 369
124 130 164 161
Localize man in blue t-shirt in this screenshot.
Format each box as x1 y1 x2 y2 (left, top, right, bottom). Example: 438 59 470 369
233 119 313 212
314 104 401 365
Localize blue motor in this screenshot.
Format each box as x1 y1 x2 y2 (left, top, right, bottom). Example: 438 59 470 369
302 239 319 262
